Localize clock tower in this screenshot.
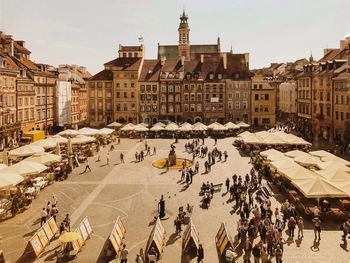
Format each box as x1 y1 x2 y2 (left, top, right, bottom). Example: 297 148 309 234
178 9 190 60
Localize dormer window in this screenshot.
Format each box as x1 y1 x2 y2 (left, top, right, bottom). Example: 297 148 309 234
209 73 214 80
235 73 240 79
175 72 180 79
218 74 222 79
168 73 174 78
161 72 166 78
186 73 191 80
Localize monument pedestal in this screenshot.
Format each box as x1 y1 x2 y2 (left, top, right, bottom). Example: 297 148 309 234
168 150 177 166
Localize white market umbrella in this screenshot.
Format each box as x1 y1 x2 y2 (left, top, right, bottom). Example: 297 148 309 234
180 122 192 127
58 129 79 136
178 124 193 132
309 150 334 159
1 161 47 177
284 150 309 159
153 122 166 128
294 155 322 167
0 173 24 189
164 122 179 131
237 121 250 128
78 127 100 136
150 125 164 132
32 139 56 149
207 122 222 129
292 176 349 198
224 122 240 130
71 135 96 144
107 122 123 128
9 145 45 157
99 128 115 135
121 123 136 131
192 123 207 131
238 131 252 138
317 167 350 182
134 124 149 132
47 135 68 144
279 165 318 181
139 122 149 128
270 158 298 171
321 156 350 166
260 149 284 158
26 152 61 165
212 124 228 131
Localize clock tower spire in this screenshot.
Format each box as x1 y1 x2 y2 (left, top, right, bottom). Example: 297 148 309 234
178 9 190 60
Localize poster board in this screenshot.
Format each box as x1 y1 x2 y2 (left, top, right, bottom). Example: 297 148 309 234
79 222 89 241
37 228 49 248
48 217 58 235
42 223 54 241
146 218 166 257
75 227 85 248
29 234 44 257
109 217 126 254
215 223 233 255
82 217 92 235
182 218 200 252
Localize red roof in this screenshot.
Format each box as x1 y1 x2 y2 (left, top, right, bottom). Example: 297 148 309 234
89 69 113 80
104 57 142 71
139 60 161 82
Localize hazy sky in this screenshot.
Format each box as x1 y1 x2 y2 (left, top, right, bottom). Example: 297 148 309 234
1 0 349 74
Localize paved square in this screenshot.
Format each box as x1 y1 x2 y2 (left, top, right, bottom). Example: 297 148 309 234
1 138 349 263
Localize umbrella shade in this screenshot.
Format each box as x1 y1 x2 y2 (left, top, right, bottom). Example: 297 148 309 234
237 121 250 128
58 232 81 243
9 145 45 157
164 122 179 131
1 161 47 176
284 150 309 159
262 133 287 145
321 156 350 166
207 122 222 129
178 124 192 132
0 173 24 189
26 152 61 165
32 139 56 149
317 167 350 182
134 124 149 132
294 155 322 167
139 122 149 127
212 124 228 131
180 122 192 127
0 163 8 170
224 122 240 130
309 150 334 159
99 128 115 135
153 122 166 128
260 149 284 158
238 131 252 138
107 122 123 128
255 131 270 139
58 129 79 136
71 135 96 144
47 135 68 144
317 161 350 171
192 123 207 131
150 125 164 132
279 165 317 181
78 127 100 136
241 134 265 144
121 123 136 131
270 159 298 171
266 154 290 162
292 176 348 198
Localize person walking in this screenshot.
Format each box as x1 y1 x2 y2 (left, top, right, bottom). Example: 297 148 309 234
312 217 321 241
120 244 129 263
50 204 58 222
153 146 156 155
106 152 110 165
252 242 261 263
225 177 230 193
297 216 304 238
52 194 58 207
40 208 47 226
275 245 283 263
341 219 350 240
287 217 296 239
174 216 182 237
195 161 199 174
84 159 91 173
120 152 125 163
197 244 204 263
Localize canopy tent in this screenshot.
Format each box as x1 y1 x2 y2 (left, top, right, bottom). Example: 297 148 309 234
178 124 193 131
107 122 123 128
266 154 290 162
71 135 96 144
317 161 350 171
179 122 192 127
150 125 164 132
192 123 207 131
164 122 179 131
262 133 287 145
120 123 136 131
58 129 79 136
284 150 310 159
316 167 350 182
32 139 56 149
291 176 348 198
321 156 350 166
26 152 61 165
278 165 318 181
309 150 334 159
0 173 24 189
0 163 8 170
99 128 115 135
272 131 311 145
270 158 298 171
260 149 284 158
212 124 228 131
294 155 322 167
224 122 240 130
78 127 101 136
47 135 68 144
139 122 149 128
238 131 252 138
9 145 45 157
134 124 149 132
240 134 265 144
255 131 270 139
153 122 166 128
1 160 47 177
236 121 250 128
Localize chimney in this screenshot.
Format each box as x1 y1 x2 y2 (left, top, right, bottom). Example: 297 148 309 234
160 55 166 66
222 53 227 69
200 54 204 63
181 56 185 66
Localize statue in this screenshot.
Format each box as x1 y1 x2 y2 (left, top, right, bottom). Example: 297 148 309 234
158 195 166 218
168 144 177 166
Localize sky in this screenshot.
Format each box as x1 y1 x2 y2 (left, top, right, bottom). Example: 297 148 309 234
1 0 349 75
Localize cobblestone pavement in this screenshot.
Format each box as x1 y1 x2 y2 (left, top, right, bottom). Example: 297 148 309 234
0 138 349 263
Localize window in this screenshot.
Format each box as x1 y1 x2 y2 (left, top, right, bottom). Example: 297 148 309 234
123 104 128 111
184 84 189 91
184 94 189 101
131 92 135 98
190 94 195 101
235 101 240 109
190 104 195 112
175 86 181 93
254 107 259 112
117 92 120 98
124 92 127 98
228 102 233 110
341 112 344 121
140 85 145 92
265 94 269 100
184 104 189 112
254 94 259 100
235 92 240 99
259 84 263 89
264 107 268 112
161 86 166 92
196 104 202 112
243 101 248 109
168 86 174 92
197 93 202 101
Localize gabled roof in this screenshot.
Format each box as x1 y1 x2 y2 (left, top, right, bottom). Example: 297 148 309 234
14 41 31 55
139 60 161 82
89 69 113 81
104 57 142 71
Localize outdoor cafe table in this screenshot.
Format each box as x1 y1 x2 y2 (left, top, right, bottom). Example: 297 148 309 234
33 180 47 189
25 187 39 195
